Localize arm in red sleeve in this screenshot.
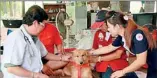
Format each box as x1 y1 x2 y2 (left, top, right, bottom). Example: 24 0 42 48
54 27 63 52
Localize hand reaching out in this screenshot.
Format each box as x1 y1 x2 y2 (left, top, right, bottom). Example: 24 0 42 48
61 54 71 61
89 56 99 63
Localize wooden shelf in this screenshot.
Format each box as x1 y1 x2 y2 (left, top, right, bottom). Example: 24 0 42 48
43 3 66 22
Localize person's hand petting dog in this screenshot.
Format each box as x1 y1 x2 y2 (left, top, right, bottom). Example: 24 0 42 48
89 56 99 63
42 54 71 76
55 53 71 61
88 49 96 55
61 54 71 61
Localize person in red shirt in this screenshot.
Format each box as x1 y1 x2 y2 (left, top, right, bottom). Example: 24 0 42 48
39 22 63 54
39 22 68 76
91 10 129 78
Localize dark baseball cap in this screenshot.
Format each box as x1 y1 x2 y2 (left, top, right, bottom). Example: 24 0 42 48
91 10 108 29
95 10 108 22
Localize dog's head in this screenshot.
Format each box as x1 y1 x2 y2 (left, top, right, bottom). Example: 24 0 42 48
72 49 89 65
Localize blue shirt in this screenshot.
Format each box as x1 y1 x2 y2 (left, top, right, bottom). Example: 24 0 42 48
112 29 157 71
112 29 148 54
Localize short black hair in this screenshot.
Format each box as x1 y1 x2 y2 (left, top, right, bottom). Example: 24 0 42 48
22 5 48 26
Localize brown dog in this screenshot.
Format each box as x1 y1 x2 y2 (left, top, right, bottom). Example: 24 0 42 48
63 49 92 78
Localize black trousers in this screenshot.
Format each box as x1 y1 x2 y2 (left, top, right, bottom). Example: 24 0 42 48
147 68 157 78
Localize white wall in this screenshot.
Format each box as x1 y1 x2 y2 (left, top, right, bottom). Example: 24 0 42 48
130 1 142 13
66 2 87 35
155 1 157 12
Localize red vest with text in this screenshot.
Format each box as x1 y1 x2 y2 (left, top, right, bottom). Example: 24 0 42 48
93 30 129 72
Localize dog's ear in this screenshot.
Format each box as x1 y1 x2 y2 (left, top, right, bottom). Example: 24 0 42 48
85 50 90 56
71 50 77 56
71 51 74 56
